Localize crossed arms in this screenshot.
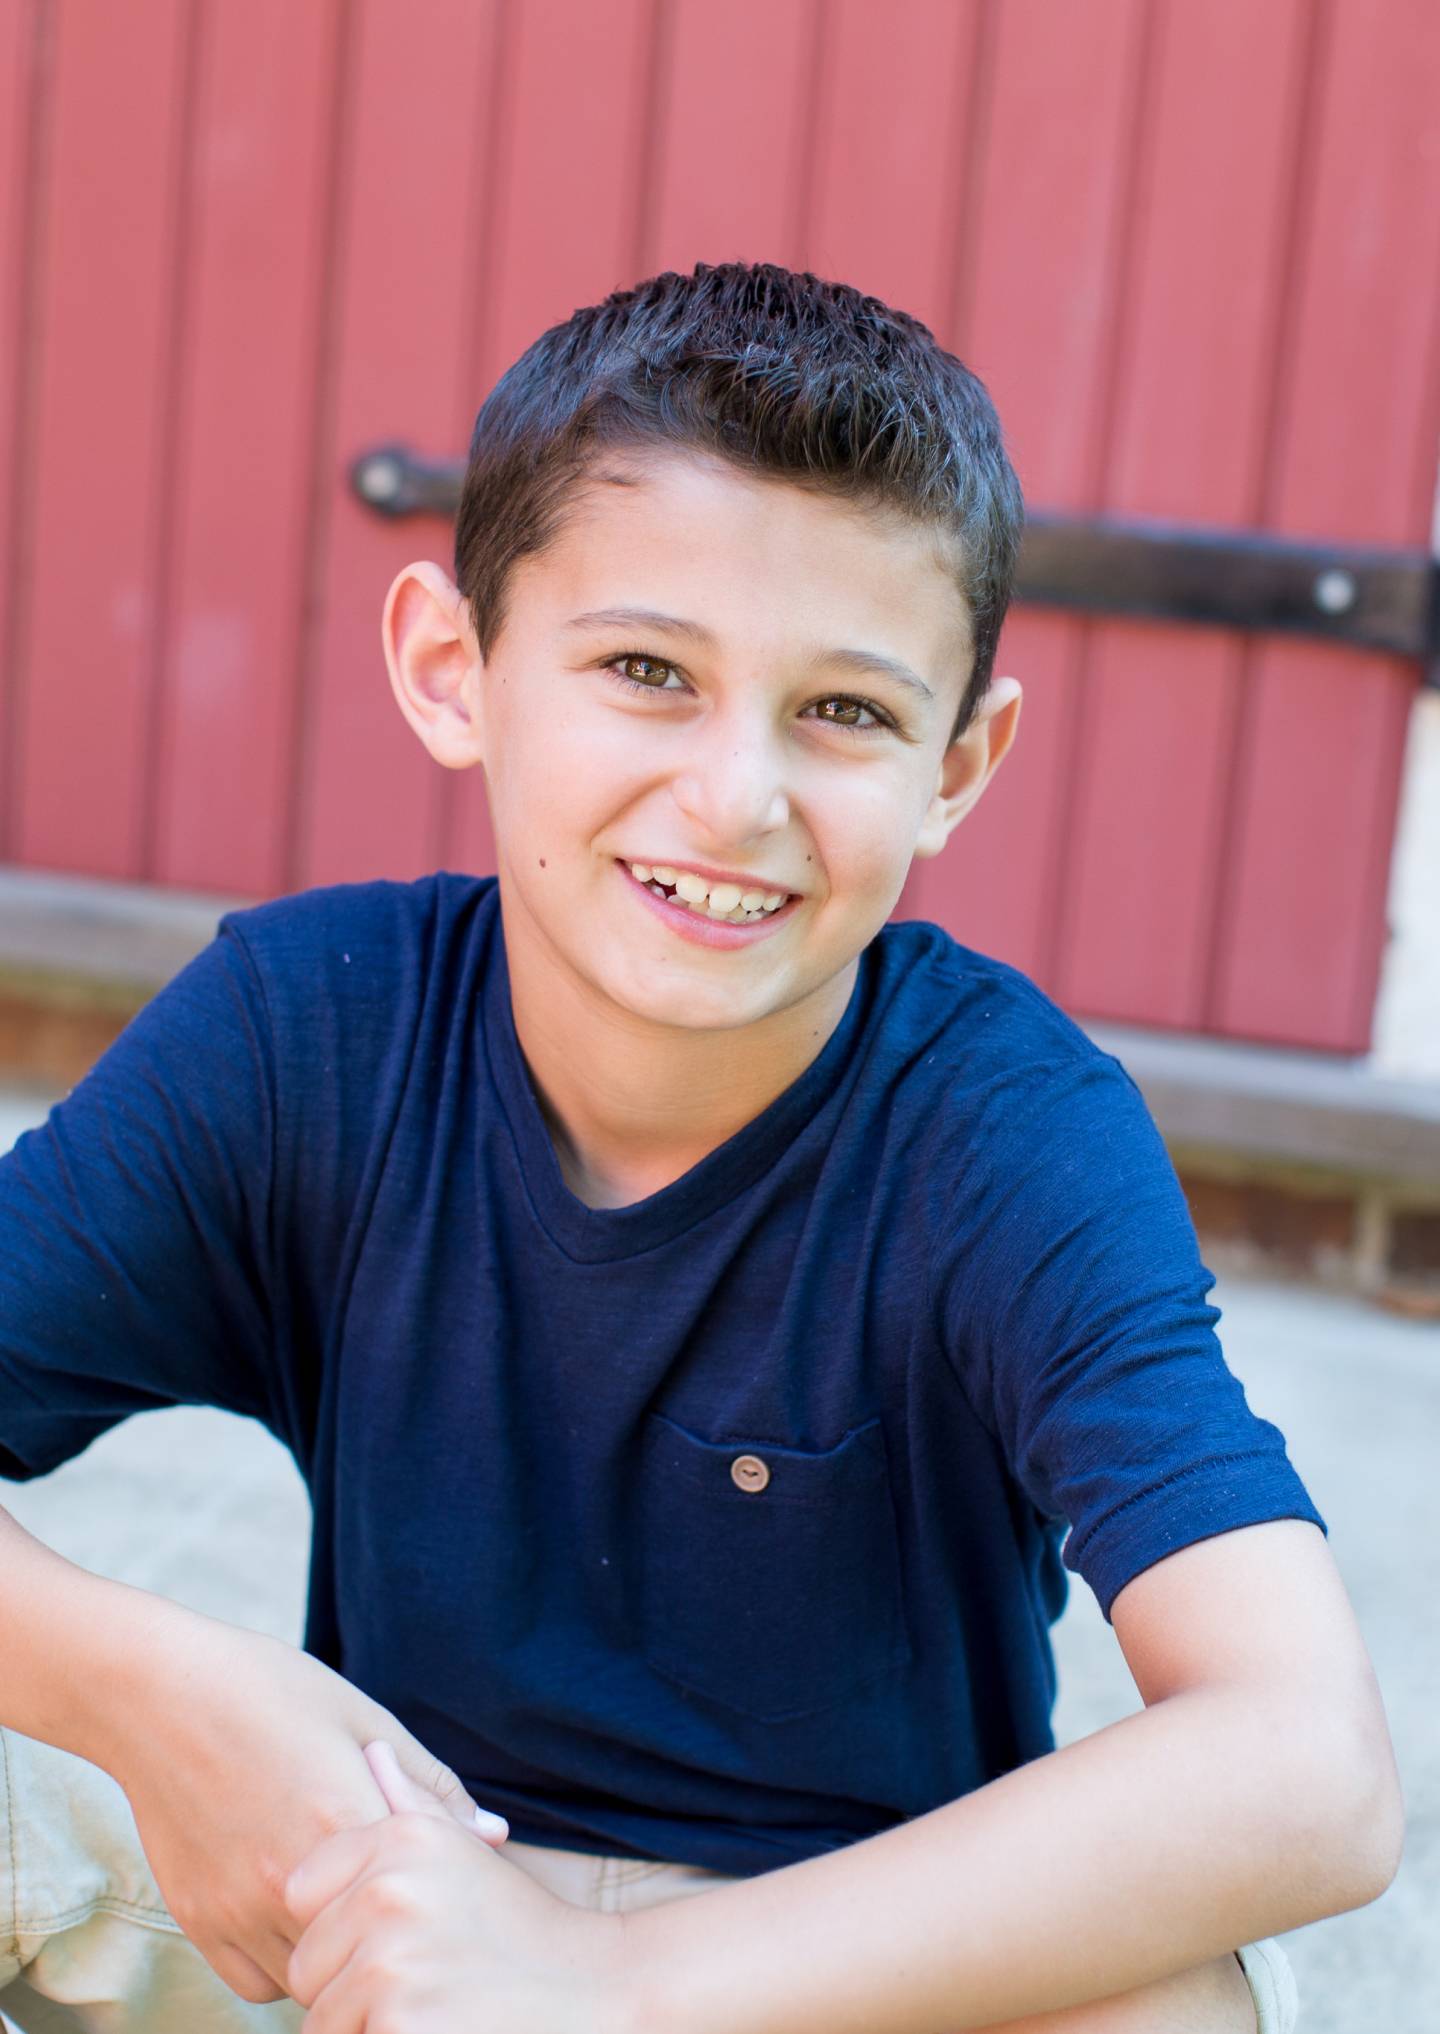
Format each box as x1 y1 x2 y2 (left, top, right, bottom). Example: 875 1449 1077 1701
614 1518 1402 2034
280 1516 1402 2032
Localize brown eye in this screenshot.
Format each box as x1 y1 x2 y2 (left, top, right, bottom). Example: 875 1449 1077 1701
620 654 675 686
810 696 890 734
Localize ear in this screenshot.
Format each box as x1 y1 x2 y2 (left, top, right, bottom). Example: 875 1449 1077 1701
381 561 486 770
912 676 1022 860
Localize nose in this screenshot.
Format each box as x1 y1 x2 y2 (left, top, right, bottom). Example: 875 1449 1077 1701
668 708 791 845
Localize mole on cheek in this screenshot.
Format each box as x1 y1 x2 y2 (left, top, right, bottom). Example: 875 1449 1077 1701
539 858 547 868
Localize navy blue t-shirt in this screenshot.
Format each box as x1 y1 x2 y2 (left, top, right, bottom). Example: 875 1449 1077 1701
0 872 1324 1875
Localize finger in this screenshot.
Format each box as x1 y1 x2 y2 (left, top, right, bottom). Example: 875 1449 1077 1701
283 1821 383 1930
292 1933 377 2034
286 1828 444 2017
214 1936 292 2006
392 1731 508 1835
365 1738 450 1819
285 1902 357 2015
255 1921 309 1998
368 1738 509 1842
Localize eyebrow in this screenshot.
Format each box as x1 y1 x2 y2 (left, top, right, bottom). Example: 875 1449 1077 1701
561 606 937 703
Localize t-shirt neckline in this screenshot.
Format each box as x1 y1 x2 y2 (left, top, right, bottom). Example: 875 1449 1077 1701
484 907 873 1263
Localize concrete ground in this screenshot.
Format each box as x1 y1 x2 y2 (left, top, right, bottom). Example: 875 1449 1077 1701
0 1084 1435 2032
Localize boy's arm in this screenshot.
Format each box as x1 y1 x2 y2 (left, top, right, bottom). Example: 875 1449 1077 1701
617 1519 1403 2034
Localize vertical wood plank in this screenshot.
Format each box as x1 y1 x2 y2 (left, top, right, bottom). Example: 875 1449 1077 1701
450 0 656 883
1212 0 1440 1048
803 0 981 340
897 0 1147 979
643 0 819 275
1216 641 1415 1049
0 0 39 857
295 0 504 891
477 0 657 388
12 0 188 876
153 0 343 898
1055 0 1312 1028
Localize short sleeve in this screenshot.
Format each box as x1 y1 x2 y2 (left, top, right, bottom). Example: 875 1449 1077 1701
934 1053 1326 1621
0 922 278 1481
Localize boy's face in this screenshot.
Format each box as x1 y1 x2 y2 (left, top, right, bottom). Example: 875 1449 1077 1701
385 448 1020 1037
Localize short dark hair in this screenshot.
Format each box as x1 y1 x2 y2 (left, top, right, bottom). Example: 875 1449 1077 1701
454 261 1024 745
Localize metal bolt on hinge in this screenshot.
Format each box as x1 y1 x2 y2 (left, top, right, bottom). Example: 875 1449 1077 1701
1313 568 1359 615
354 454 405 506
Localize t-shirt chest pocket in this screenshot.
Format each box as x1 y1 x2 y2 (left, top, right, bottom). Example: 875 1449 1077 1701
635 1409 913 1722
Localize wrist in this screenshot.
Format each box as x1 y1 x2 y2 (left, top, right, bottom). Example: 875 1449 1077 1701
76 1580 213 1777
0 1509 210 1777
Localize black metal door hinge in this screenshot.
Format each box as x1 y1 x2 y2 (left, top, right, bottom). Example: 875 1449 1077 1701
1018 511 1440 685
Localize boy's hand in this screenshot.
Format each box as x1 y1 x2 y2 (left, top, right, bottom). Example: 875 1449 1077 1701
103 1607 511 2005
284 1738 631 2034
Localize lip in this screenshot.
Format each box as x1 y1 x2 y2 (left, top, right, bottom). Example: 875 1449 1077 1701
618 855 800 897
616 858 801 948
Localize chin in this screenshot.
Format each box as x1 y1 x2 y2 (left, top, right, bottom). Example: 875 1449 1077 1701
623 983 759 1029
608 965 776 1030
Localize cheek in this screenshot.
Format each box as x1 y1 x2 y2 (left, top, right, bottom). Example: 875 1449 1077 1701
818 773 927 879
487 703 612 828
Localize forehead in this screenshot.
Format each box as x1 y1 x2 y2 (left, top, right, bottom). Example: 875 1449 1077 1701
516 447 972 670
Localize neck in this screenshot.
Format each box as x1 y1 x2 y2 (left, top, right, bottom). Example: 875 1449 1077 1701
501 905 857 1210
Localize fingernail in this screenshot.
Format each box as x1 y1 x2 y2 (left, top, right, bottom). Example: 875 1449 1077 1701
473 1805 509 1837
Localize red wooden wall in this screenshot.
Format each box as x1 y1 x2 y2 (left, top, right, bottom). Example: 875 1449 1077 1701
1 0 1438 1051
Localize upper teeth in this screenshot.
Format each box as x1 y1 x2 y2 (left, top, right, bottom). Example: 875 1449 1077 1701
625 862 789 922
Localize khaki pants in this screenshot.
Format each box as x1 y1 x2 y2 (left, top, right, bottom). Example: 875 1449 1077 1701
0 1724 1296 2032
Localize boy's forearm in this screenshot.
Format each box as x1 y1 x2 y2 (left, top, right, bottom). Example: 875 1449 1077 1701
0 1500 194 1772
619 1686 1398 2034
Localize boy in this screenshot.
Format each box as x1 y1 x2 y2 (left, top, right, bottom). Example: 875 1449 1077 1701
0 262 1402 2034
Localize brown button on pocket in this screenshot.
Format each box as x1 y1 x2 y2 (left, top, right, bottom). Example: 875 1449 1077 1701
636 1410 912 1722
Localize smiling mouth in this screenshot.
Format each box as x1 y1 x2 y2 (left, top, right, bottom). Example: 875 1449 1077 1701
617 859 793 925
